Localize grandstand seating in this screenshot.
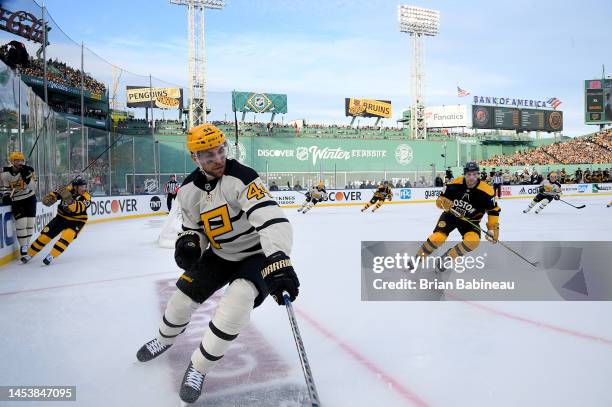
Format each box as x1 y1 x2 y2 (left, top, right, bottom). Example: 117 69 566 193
480 129 612 166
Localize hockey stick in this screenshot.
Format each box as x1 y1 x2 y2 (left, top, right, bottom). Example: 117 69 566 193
542 192 585 209
458 216 539 268
557 198 585 210
283 292 322 407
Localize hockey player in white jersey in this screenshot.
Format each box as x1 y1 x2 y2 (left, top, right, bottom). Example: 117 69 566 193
523 172 562 214
298 181 326 214
0 151 37 260
136 124 299 404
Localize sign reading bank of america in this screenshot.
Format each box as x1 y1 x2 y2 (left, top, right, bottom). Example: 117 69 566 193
472 95 554 109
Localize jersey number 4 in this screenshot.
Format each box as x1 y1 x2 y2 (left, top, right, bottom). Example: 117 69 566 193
200 205 233 249
246 182 271 200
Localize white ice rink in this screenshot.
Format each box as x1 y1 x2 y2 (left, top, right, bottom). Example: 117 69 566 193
1 195 611 407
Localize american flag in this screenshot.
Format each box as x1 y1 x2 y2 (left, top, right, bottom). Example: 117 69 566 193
457 86 470 97
547 97 562 109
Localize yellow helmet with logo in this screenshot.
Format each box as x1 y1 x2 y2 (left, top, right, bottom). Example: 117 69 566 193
318 180 325 188
549 171 558 179
9 151 25 162
186 124 226 153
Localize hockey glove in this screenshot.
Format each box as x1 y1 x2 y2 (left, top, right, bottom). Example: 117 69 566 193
42 193 57 207
174 231 202 270
436 195 454 212
57 185 74 205
485 223 499 243
1 193 11 206
261 251 300 305
19 168 32 184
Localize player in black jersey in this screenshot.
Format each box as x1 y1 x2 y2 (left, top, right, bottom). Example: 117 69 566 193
22 177 91 265
361 181 392 212
412 162 500 272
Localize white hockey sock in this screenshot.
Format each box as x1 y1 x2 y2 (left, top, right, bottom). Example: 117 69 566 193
536 200 549 212
157 290 200 345
191 279 257 374
15 217 30 247
26 217 35 245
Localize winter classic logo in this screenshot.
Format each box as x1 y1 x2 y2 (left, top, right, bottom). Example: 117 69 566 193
149 196 162 211
395 144 413 165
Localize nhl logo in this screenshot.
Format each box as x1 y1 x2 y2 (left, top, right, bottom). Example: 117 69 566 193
144 178 158 193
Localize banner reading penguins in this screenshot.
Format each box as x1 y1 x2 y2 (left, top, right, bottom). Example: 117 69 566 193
345 98 392 118
126 86 183 109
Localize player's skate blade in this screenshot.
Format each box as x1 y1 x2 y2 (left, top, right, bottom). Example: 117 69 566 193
136 338 172 362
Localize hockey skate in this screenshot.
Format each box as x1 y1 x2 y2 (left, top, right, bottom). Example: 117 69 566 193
20 255 31 264
179 361 206 403
136 338 172 362
42 254 53 265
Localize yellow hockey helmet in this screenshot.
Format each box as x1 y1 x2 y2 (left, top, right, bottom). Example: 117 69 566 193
186 124 226 153
317 180 325 188
9 151 25 162
548 171 558 180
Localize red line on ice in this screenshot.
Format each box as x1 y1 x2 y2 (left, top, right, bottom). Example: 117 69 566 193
457 298 612 347
0 271 176 296
295 307 430 407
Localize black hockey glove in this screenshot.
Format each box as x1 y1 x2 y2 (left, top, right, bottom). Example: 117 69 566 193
174 231 201 270
1 194 11 206
261 251 300 305
19 167 32 184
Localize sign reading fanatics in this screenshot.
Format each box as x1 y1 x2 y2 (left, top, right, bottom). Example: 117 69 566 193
472 95 553 109
345 98 392 118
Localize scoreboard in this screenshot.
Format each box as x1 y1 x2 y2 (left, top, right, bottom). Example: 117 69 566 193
584 79 612 125
472 105 562 132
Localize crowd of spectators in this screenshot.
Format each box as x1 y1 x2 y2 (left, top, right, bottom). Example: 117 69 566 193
481 130 612 166
18 58 106 95
477 166 611 185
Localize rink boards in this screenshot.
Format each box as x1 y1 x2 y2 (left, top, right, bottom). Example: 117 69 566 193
0 183 610 265
272 182 612 208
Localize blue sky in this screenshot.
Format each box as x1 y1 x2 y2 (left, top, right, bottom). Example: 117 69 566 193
8 0 612 135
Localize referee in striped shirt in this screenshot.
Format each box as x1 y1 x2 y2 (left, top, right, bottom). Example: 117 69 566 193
492 171 503 198
164 175 179 211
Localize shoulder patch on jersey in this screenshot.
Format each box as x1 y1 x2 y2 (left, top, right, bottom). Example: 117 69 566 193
449 176 464 185
181 168 200 186
224 159 259 185
476 180 494 196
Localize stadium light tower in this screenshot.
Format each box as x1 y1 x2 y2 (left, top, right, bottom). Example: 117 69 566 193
171 0 225 128
398 5 439 139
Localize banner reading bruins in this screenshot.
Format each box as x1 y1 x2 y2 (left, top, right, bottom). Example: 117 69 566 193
126 86 183 109
345 98 392 118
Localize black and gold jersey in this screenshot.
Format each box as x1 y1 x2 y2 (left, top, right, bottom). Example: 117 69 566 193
438 176 500 222
54 189 92 222
374 184 392 200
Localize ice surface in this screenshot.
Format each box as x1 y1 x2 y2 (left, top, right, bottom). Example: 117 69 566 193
0 195 611 406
